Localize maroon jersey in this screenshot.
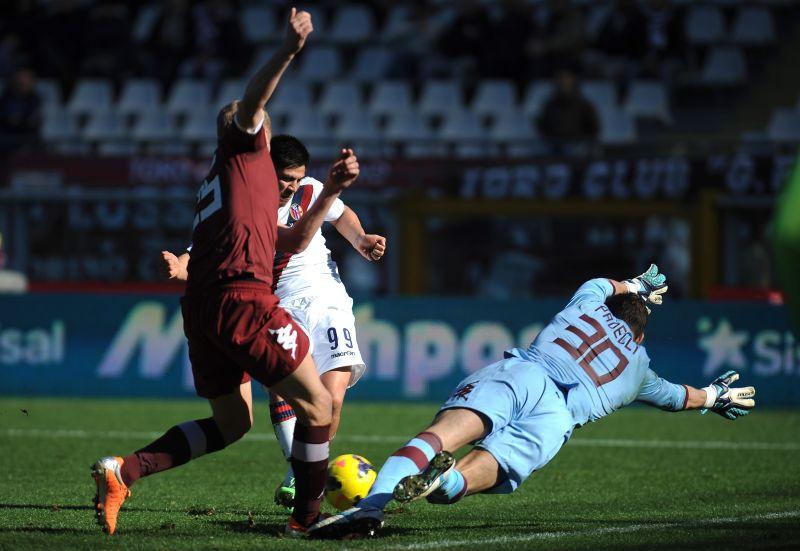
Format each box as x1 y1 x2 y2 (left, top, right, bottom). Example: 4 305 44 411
186 114 278 293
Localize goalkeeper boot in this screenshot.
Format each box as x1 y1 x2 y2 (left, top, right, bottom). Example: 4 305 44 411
308 506 384 540
274 476 295 510
91 456 130 535
393 451 455 504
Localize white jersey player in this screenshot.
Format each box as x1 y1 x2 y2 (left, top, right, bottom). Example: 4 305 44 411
162 135 386 508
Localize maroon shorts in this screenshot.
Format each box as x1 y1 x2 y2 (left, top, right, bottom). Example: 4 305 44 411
180 282 310 399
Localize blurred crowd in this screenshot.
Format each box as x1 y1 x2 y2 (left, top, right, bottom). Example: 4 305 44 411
0 0 695 150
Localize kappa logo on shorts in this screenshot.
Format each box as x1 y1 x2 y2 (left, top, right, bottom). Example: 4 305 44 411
451 382 476 401
269 323 298 359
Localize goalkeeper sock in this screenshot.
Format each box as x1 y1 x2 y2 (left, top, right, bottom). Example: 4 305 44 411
360 431 442 510
427 468 467 504
269 398 296 486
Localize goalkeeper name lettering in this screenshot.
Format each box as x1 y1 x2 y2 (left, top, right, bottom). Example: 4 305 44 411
595 305 639 353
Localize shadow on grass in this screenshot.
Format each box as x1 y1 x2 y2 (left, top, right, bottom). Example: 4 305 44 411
211 519 416 539
0 504 94 512
0 503 172 514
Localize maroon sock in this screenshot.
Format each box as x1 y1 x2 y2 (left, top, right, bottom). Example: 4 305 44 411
120 417 225 487
290 423 331 527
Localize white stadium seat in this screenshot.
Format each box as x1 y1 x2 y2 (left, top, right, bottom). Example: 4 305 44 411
381 5 413 43
335 111 382 142
40 108 79 143
440 111 487 158
298 47 343 82
131 110 178 142
181 108 218 143
701 47 747 86
522 81 554 119
214 78 246 110
240 6 277 43
329 5 375 44
349 48 394 82
419 80 463 117
623 81 671 125
166 79 212 118
82 111 127 142
386 110 440 157
439 111 484 141
580 80 617 115
731 7 776 46
285 111 334 143
368 81 413 117
471 80 517 118
266 80 313 118
318 81 364 118
685 6 726 45
490 112 536 142
67 78 113 117
335 112 386 158
117 79 162 117
385 110 433 141
767 108 800 143
600 110 637 145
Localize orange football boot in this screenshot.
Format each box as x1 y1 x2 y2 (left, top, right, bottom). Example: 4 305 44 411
91 456 130 534
285 516 308 537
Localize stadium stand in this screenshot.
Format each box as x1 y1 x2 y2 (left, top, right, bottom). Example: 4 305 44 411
3 0 795 157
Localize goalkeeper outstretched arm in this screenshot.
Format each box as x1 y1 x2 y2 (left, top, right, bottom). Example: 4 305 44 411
637 368 756 420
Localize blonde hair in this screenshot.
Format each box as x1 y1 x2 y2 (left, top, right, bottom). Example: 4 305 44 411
217 100 272 139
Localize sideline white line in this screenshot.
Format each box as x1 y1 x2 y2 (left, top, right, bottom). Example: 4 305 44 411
385 510 800 550
1 427 798 452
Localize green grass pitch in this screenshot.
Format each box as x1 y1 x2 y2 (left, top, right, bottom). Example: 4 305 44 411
1 397 799 550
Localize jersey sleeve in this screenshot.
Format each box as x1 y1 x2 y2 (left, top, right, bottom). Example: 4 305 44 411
564 278 614 309
307 177 345 222
635 367 689 412
217 109 268 154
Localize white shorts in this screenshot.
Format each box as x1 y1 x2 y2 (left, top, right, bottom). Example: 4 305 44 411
281 288 366 388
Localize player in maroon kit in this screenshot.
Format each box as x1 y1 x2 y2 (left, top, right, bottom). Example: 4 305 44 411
90 8 356 537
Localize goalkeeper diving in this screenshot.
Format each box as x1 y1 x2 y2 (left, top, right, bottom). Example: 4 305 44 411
309 265 757 539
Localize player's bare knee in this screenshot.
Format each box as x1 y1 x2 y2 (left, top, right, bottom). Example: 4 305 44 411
290 389 332 426
330 389 345 417
310 388 333 426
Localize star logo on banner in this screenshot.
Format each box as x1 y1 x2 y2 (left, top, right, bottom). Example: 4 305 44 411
697 318 749 377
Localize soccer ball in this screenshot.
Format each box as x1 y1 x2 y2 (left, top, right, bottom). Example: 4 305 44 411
325 454 377 511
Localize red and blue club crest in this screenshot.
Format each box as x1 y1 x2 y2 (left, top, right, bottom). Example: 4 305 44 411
290 203 304 220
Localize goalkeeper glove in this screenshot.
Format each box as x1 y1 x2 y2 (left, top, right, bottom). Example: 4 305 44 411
624 263 668 309
700 370 756 420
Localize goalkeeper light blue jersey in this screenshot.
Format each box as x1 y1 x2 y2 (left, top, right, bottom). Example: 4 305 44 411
507 278 688 427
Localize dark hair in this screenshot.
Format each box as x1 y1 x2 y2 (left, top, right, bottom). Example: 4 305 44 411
605 293 648 340
270 134 309 172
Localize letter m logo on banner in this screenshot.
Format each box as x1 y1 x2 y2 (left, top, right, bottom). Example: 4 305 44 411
97 302 187 382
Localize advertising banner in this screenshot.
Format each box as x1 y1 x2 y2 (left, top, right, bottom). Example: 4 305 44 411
3 151 794 199
0 294 795 406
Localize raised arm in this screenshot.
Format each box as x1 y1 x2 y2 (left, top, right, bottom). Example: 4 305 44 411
277 149 360 254
566 264 668 309
237 8 313 131
332 206 387 262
